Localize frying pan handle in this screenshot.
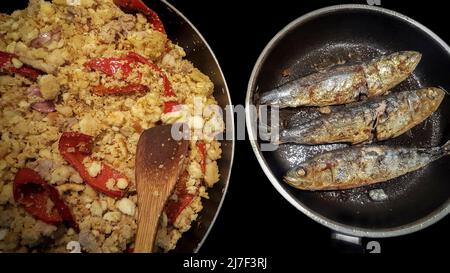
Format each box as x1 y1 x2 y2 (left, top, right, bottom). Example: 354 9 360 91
331 233 365 253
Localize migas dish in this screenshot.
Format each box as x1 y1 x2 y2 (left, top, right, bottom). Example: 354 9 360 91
0 0 234 253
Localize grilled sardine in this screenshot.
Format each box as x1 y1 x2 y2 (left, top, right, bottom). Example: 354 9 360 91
284 141 450 190
260 51 422 107
277 87 445 145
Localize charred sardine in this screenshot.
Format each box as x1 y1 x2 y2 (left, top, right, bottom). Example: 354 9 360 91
260 51 422 107
277 87 445 145
284 141 450 190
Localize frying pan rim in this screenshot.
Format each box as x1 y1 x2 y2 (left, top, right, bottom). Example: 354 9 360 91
160 0 235 251
245 4 450 238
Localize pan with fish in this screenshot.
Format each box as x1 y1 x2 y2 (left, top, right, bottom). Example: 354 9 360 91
246 5 450 238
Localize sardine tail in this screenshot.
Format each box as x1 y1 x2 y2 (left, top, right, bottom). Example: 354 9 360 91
259 89 277 105
259 83 296 107
443 140 450 155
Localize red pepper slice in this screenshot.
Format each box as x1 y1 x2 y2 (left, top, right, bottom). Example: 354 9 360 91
85 52 174 97
165 171 196 225
196 141 206 175
126 52 175 97
113 0 165 33
84 57 134 78
0 51 42 80
92 84 148 96
85 56 145 96
163 101 179 113
13 168 78 231
58 132 129 198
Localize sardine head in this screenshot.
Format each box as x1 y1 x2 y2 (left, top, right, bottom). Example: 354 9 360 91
424 87 446 102
402 51 422 72
284 164 315 189
284 161 335 190
415 87 446 113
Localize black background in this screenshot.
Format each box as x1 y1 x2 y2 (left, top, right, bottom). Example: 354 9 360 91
167 0 450 254
1 0 448 257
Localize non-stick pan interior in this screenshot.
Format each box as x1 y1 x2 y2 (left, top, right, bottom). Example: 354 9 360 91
252 6 450 233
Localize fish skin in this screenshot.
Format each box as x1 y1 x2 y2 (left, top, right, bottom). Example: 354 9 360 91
260 65 367 108
364 51 422 97
259 51 422 108
284 140 450 190
278 87 445 145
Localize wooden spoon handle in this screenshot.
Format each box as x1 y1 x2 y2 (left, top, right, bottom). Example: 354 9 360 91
134 187 167 253
134 124 189 253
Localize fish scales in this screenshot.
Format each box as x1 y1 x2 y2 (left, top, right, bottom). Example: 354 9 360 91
260 51 422 107
284 141 450 190
277 87 445 145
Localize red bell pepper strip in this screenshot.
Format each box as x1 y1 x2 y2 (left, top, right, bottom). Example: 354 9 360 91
92 83 148 96
126 52 176 97
0 51 42 80
113 0 165 33
85 52 175 97
84 57 134 78
196 141 206 174
13 168 79 231
85 56 144 95
165 171 196 225
58 132 129 198
163 101 179 113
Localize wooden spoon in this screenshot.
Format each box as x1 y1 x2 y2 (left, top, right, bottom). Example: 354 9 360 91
134 124 189 253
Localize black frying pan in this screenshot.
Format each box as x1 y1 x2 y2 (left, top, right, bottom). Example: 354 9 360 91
246 4 450 238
